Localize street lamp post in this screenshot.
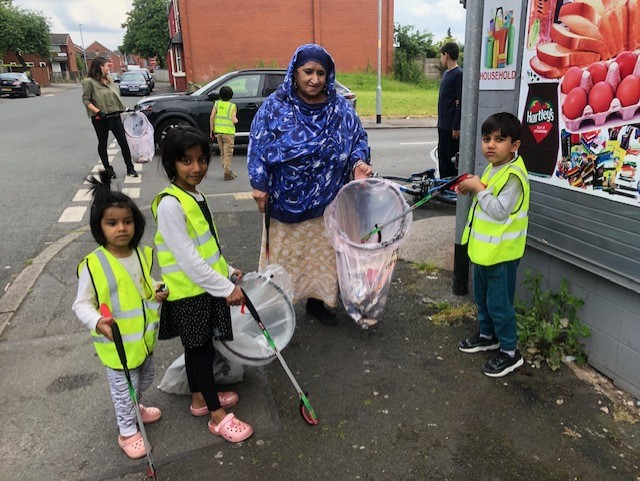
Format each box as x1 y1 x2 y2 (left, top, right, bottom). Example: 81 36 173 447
79 23 88 74
376 0 382 124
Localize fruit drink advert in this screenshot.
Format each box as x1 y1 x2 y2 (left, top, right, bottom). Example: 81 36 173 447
480 0 522 90
517 0 640 206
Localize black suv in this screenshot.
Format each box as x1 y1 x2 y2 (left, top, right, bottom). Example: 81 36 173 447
136 68 356 146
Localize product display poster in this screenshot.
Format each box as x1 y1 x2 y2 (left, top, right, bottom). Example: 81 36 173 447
517 0 640 206
479 0 522 90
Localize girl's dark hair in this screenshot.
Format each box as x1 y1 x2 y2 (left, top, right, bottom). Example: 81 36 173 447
481 112 522 142
160 125 211 179
88 57 110 82
88 170 145 247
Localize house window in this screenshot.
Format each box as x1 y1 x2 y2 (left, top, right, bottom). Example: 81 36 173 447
175 46 183 72
51 45 61 53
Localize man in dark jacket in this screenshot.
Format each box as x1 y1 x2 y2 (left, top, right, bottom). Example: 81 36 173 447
437 42 462 178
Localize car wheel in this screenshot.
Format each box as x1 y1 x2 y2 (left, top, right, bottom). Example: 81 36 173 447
21 86 28 98
155 118 191 146
35 86 41 96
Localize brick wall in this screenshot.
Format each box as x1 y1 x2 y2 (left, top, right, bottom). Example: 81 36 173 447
177 0 394 83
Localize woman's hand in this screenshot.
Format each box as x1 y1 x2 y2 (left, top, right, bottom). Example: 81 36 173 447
457 175 486 195
252 189 268 213
353 162 373 180
231 269 243 282
226 285 245 306
96 317 113 341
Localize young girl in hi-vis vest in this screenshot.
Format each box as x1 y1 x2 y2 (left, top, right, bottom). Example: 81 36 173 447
72 169 169 459
152 125 253 443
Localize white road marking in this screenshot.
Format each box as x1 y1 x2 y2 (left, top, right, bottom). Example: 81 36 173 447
124 175 141 184
58 206 87 223
122 188 140 198
73 189 93 202
233 192 254 200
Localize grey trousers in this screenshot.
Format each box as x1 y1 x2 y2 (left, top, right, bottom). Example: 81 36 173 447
105 355 155 437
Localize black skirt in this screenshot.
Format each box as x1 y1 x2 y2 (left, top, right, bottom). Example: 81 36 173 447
159 293 233 348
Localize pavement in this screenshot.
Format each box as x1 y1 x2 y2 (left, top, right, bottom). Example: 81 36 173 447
1 83 639 481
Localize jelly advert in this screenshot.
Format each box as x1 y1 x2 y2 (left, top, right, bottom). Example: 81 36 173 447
517 0 640 205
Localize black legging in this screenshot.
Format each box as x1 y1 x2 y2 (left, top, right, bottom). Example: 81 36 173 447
91 115 135 172
184 341 222 412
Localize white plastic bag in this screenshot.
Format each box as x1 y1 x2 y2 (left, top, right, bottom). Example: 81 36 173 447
157 349 244 395
324 178 412 329
123 111 155 163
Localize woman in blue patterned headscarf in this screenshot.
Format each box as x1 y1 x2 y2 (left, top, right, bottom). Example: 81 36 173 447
248 43 372 326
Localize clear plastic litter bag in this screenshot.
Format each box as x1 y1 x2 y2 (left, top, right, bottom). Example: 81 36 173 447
324 178 412 329
214 264 295 366
157 349 244 395
123 111 155 163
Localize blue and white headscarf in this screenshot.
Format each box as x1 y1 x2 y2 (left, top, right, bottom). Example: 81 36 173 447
247 43 369 223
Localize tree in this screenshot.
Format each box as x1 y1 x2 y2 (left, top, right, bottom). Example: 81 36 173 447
393 24 437 83
0 4 50 69
121 0 170 68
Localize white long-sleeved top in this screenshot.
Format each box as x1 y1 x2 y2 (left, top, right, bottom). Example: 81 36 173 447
72 251 151 331
156 191 236 299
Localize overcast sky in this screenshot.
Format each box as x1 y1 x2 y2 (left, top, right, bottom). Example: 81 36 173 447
11 0 466 53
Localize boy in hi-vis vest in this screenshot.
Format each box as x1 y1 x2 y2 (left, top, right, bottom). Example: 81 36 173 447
456 112 530 378
210 86 238 181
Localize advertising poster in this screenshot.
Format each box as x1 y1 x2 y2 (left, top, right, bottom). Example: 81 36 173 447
479 0 522 90
517 0 640 206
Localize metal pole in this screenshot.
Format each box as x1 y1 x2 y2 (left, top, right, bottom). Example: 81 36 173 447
452 0 482 295
375 0 382 124
79 24 88 74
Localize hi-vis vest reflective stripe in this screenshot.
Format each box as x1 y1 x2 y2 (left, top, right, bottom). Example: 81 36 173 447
79 246 160 370
213 100 236 134
151 184 229 301
462 156 530 266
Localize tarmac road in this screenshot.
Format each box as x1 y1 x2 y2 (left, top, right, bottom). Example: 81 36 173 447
0 87 638 480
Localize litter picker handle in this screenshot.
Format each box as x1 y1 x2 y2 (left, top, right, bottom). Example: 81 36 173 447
100 304 130 376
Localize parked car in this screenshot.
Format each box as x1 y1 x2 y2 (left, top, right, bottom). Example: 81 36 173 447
0 72 41 98
119 71 151 96
109 72 120 83
137 68 356 146
139 68 155 91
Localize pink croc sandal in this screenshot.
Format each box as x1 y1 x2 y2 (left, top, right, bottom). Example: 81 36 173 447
118 432 147 459
190 392 239 416
208 413 253 443
139 405 162 424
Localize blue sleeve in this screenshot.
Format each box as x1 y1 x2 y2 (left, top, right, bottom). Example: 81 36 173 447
247 102 270 192
453 69 462 131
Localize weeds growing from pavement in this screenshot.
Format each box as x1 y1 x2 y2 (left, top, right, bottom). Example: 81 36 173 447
516 270 590 371
430 301 476 326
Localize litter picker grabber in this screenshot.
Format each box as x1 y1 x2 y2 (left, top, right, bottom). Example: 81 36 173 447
99 304 158 480
240 290 319 425
360 173 470 243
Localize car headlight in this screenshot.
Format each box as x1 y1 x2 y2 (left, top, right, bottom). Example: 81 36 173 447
137 101 155 111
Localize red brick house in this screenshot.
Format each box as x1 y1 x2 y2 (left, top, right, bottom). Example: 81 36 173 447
84 41 125 73
50 34 81 81
166 0 394 91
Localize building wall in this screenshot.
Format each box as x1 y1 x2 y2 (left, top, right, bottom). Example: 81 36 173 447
176 0 394 84
465 0 640 399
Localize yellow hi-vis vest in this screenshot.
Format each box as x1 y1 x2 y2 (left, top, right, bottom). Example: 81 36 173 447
213 100 236 134
462 155 530 266
151 184 229 301
78 246 160 370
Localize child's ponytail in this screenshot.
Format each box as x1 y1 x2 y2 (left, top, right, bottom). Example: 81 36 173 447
87 170 146 247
